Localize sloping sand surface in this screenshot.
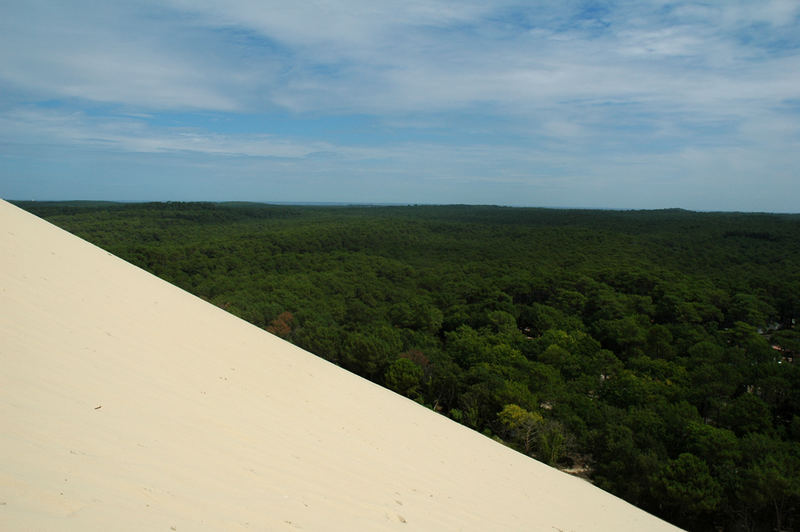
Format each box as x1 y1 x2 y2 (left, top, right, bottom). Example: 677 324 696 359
0 199 681 531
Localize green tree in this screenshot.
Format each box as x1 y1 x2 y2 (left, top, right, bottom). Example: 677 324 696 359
498 404 542 455
537 419 568 466
650 453 722 524
646 324 675 360
384 357 424 398
342 327 402 380
727 293 776 329
739 435 800 531
592 315 649 360
721 393 773 436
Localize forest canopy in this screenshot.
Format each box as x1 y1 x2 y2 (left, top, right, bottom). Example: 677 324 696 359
14 200 800 531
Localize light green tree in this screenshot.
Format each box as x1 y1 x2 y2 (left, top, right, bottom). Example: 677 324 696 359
498 404 543 455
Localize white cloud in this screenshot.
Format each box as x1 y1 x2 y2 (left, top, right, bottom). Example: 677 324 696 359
2 0 796 119
0 1 244 110
0 107 366 160
0 1 798 210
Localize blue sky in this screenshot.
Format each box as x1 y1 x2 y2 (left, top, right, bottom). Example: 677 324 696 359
1 1 798 211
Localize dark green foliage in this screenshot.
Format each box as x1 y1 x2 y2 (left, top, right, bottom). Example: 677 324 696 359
14 200 800 531
650 453 723 524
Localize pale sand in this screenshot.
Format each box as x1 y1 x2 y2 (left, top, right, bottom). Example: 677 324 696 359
0 199 682 531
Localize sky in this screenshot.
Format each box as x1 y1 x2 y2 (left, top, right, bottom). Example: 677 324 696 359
1 1 799 211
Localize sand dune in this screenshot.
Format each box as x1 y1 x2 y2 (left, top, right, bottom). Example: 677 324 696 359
0 199 681 530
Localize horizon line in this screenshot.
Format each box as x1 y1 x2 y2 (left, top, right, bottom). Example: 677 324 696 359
7 198 800 216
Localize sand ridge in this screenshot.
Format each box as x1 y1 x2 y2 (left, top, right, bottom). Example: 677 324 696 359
0 199 682 530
